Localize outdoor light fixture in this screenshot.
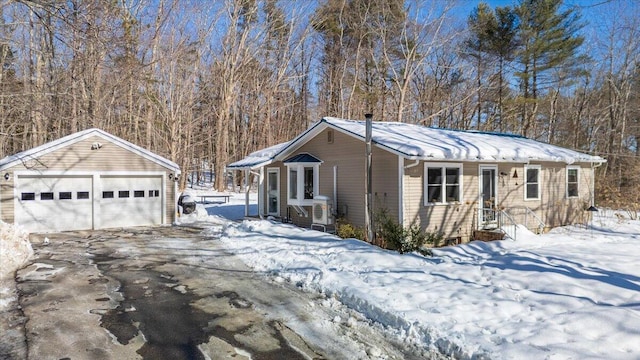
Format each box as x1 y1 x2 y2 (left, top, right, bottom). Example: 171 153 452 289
91 142 103 150
512 170 518 178
3 172 9 181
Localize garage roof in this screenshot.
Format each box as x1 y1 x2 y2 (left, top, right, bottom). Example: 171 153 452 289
0 128 180 172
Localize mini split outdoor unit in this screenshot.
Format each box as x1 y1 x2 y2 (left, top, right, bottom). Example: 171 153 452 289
312 195 333 225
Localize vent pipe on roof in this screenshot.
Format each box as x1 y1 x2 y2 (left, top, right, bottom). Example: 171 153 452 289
365 113 374 243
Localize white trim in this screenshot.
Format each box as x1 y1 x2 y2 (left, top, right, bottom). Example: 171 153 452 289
423 162 463 206
266 167 280 216
524 164 542 201
566 165 580 199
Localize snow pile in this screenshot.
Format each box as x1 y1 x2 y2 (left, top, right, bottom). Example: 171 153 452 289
217 214 640 360
0 221 33 280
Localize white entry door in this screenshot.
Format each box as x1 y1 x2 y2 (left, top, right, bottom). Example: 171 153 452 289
266 168 280 216
14 175 94 232
479 165 498 227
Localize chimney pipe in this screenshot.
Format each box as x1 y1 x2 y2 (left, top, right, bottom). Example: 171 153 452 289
364 113 374 243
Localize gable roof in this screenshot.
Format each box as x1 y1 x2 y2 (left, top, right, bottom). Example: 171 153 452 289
283 153 322 163
0 128 180 172
227 117 605 170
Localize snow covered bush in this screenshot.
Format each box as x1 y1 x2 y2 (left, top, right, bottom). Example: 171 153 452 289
0 221 33 279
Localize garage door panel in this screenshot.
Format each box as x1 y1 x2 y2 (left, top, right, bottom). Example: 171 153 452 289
98 175 162 229
15 175 93 233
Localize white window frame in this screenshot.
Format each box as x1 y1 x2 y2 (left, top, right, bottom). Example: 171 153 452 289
423 162 463 206
524 164 541 201
566 166 580 198
286 163 320 206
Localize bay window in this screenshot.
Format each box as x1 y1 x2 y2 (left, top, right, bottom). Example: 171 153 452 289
284 153 321 206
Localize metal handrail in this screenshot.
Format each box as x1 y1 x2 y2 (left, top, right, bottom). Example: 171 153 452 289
480 208 519 241
504 206 545 234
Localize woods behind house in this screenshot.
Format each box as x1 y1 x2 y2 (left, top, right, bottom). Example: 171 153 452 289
0 0 638 208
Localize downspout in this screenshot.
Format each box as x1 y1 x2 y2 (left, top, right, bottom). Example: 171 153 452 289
333 165 338 216
590 161 603 207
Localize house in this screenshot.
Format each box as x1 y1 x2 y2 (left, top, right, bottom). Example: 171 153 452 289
0 128 180 233
227 117 605 243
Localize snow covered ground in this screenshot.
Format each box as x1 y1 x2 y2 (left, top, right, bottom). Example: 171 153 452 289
3 188 639 359
182 191 640 360
0 221 32 307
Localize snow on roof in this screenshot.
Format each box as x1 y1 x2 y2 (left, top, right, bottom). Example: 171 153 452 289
226 141 291 170
323 117 605 164
0 128 180 172
226 117 605 169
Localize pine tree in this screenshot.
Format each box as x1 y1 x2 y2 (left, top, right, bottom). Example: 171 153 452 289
514 0 584 137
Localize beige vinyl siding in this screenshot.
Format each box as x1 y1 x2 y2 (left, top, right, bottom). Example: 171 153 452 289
267 128 399 229
0 175 14 222
404 161 477 242
1 135 177 225
403 161 595 242
499 162 593 229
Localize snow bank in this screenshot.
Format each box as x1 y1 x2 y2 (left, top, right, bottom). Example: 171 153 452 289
217 215 640 360
0 221 32 280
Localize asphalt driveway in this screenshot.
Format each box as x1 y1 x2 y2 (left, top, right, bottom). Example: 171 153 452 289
7 224 430 360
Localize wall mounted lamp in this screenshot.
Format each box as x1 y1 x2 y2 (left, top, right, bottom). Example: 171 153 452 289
3 172 9 181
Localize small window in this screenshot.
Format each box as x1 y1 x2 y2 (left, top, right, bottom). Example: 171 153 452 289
102 191 114 199
149 190 160 197
59 192 72 200
304 167 314 200
134 190 145 198
77 191 90 199
41 192 54 200
21 192 35 201
289 168 298 200
118 190 130 198
525 165 541 200
567 167 579 198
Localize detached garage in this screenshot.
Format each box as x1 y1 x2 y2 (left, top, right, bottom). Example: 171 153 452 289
0 129 180 233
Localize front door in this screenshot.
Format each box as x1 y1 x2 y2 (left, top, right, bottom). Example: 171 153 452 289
479 165 498 227
267 168 280 216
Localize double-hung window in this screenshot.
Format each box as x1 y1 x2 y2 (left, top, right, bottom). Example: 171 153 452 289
567 166 579 198
424 163 462 205
284 153 321 206
525 165 541 200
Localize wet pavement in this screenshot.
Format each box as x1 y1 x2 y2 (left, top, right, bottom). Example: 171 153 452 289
6 225 438 360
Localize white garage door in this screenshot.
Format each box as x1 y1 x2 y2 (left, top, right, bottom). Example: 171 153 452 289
98 175 163 229
14 175 94 233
